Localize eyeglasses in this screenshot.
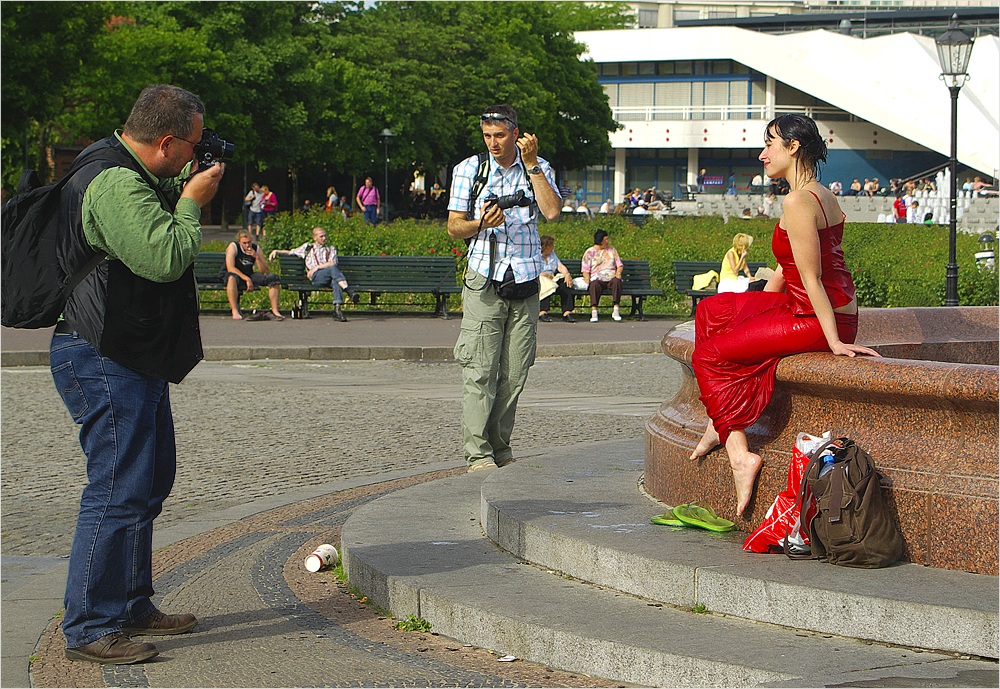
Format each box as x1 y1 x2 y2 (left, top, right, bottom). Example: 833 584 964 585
172 134 201 147
481 112 517 128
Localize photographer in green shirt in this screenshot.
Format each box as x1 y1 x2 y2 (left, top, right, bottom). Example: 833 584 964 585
52 84 224 664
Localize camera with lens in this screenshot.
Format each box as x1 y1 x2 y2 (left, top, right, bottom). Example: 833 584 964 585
485 189 532 210
194 128 235 170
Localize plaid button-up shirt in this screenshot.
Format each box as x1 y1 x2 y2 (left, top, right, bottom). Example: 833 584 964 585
290 242 337 272
448 153 559 283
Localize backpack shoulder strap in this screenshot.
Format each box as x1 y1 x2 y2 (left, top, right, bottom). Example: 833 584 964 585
784 439 839 561
64 141 172 286
466 152 491 219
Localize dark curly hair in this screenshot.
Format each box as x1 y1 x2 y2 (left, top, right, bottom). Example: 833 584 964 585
765 114 827 182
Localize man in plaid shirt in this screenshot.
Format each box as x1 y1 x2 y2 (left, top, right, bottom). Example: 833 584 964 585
447 104 562 472
269 226 356 321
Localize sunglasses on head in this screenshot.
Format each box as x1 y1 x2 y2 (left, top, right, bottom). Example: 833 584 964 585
481 112 517 128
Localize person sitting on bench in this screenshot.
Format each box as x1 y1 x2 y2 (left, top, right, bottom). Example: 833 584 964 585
220 230 284 321
581 229 624 322
269 226 357 322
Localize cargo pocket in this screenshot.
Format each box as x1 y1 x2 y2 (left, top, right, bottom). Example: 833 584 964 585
454 323 484 369
51 361 89 422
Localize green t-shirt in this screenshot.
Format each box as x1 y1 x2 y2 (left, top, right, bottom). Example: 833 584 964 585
81 132 202 283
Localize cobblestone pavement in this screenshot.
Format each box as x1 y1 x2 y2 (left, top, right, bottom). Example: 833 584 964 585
4 354 679 687
27 471 631 688
1 354 681 558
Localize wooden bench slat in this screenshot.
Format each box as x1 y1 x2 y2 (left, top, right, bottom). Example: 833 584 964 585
270 254 460 318
194 251 666 320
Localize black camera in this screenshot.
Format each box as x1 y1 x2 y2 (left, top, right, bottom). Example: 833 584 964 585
485 189 532 210
194 128 234 169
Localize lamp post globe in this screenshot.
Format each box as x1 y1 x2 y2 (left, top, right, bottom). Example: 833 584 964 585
380 128 394 223
935 14 974 307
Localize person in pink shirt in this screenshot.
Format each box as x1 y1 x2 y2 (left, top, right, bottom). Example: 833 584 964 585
356 177 381 226
259 185 278 237
581 229 624 322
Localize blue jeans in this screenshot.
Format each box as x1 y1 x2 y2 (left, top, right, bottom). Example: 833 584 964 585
363 204 378 226
311 266 348 304
50 332 176 647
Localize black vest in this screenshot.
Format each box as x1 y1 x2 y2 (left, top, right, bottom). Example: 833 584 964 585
59 137 203 384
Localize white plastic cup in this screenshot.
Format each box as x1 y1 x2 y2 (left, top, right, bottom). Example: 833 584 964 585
304 544 338 572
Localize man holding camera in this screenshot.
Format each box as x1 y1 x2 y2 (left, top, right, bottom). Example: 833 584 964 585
447 104 562 472
51 84 224 664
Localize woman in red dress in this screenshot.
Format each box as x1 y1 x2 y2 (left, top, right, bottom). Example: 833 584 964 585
690 114 880 516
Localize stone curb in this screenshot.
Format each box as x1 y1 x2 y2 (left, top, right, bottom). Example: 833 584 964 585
480 442 999 659
1 341 661 367
342 440 998 687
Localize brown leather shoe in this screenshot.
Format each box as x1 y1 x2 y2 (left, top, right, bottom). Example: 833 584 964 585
122 609 198 636
65 632 158 664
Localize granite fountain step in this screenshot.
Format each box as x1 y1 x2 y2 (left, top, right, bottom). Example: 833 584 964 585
341 440 998 687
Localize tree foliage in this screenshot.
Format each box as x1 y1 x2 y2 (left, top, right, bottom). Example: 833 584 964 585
1 2 113 180
1 1 628 194
326 1 626 177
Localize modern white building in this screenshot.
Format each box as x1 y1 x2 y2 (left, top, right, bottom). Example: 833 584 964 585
568 6 999 206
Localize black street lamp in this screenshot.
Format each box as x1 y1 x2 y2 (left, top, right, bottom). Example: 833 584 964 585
935 14 974 307
380 128 394 222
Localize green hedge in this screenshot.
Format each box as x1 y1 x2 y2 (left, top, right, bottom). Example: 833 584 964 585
204 210 998 315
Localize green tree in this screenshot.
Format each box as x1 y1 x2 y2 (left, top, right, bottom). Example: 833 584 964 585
1 2 113 185
2 1 627 204
326 2 627 180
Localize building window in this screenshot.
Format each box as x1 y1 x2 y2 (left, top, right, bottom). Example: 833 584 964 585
637 9 658 29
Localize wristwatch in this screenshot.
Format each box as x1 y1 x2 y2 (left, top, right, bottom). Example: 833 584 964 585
526 165 542 175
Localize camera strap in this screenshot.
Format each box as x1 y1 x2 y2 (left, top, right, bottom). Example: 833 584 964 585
459 150 539 292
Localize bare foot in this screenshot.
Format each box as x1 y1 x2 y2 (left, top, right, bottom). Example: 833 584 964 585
690 424 721 460
231 312 243 321
731 452 762 516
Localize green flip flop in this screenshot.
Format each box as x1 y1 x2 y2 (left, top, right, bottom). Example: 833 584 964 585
650 507 686 527
672 503 735 532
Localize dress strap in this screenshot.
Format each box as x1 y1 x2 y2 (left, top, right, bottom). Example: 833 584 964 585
808 190 829 228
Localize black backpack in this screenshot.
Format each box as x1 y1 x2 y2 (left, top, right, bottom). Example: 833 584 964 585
1 146 137 329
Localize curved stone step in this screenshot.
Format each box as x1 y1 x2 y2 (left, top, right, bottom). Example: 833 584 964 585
481 440 998 659
341 442 997 687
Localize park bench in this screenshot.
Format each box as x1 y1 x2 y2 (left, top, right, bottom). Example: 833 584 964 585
672 260 769 316
559 259 663 321
193 251 228 308
276 254 461 319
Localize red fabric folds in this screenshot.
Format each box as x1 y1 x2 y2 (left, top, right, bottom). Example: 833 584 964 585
692 291 857 444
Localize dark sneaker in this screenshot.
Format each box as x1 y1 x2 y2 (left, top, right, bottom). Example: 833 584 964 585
562 314 576 323
65 632 158 664
333 305 348 322
122 609 198 636
347 288 360 304
538 313 551 322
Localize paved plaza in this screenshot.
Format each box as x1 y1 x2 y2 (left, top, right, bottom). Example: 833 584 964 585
1 314 679 687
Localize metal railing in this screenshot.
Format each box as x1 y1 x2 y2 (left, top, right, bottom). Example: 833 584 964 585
611 104 853 122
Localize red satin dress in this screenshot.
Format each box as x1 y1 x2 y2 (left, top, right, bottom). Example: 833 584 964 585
691 192 857 443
